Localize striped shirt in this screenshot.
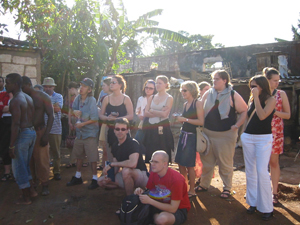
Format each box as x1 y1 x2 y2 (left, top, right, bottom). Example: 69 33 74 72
45 91 63 134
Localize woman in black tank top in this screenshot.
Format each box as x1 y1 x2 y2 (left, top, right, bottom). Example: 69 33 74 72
99 75 133 161
241 75 276 220
174 81 202 197
197 70 247 198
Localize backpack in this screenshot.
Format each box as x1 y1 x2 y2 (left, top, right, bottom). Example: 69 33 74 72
119 194 151 225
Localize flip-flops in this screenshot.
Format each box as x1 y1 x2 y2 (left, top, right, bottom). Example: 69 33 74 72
1 173 12 181
188 193 197 198
195 185 208 192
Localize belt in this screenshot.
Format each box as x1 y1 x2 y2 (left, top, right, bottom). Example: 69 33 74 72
181 130 194 150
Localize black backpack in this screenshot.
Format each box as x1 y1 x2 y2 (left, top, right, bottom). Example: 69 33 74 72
119 194 151 225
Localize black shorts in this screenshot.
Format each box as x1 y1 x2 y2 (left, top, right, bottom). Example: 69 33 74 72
150 206 188 225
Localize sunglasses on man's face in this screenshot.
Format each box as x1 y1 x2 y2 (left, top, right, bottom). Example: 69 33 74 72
114 128 127 131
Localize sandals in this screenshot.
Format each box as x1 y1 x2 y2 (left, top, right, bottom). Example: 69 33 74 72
1 173 12 181
66 163 76 168
195 185 208 192
273 194 279 205
188 193 197 198
220 190 231 199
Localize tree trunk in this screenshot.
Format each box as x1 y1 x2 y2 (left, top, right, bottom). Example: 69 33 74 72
61 70 67 94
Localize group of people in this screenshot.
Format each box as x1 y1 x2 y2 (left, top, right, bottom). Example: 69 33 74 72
0 66 290 224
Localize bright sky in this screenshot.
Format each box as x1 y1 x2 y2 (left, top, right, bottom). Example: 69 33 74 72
122 0 300 54
2 0 300 54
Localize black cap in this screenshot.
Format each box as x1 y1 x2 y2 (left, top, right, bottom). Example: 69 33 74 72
80 78 94 88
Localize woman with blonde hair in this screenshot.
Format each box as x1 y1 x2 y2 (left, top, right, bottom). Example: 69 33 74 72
174 81 202 197
241 75 276 220
99 75 133 161
143 75 174 163
264 67 290 205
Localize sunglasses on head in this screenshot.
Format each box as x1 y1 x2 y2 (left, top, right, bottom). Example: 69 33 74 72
114 128 127 131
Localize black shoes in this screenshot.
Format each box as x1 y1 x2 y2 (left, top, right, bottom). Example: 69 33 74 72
67 176 83 186
53 173 61 180
88 179 99 190
262 212 273 221
247 206 256 214
247 206 273 221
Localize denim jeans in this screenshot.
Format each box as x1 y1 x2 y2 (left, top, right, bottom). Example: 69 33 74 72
12 128 36 189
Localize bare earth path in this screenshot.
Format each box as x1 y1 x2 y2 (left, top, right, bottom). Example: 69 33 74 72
0 147 299 225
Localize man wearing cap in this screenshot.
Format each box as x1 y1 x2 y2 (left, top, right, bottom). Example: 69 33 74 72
66 78 99 190
42 77 63 181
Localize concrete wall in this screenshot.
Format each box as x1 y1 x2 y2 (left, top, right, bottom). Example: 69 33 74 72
0 47 41 85
120 41 300 78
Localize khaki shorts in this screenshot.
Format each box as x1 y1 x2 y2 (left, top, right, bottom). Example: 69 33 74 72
99 124 107 141
115 169 148 189
72 137 99 162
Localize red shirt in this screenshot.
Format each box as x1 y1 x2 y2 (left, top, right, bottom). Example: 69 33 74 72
0 92 9 118
146 168 191 211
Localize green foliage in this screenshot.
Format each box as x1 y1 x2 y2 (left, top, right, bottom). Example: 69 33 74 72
1 0 190 95
292 17 300 41
151 31 224 56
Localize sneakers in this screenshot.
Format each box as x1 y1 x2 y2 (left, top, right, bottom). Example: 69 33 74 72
67 176 83 186
88 179 99 190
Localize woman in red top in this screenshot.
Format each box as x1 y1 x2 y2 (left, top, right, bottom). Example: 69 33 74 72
264 67 291 205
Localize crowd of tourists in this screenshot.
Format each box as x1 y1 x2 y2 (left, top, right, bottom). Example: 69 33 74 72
0 67 290 224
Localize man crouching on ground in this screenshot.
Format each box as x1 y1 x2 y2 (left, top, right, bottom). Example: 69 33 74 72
134 151 191 225
98 118 148 195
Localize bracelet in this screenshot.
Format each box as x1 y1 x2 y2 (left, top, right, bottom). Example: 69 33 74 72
186 118 189 122
234 125 239 129
9 146 15 149
107 162 112 167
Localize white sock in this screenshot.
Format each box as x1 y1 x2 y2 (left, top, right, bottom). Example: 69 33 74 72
75 171 81 178
92 175 98 180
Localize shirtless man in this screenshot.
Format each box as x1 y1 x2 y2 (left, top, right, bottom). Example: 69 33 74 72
22 76 54 196
5 73 37 205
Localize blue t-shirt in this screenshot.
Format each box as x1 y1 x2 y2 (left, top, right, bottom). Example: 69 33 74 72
72 95 99 139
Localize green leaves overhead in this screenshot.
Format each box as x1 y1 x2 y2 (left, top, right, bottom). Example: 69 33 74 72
137 27 190 44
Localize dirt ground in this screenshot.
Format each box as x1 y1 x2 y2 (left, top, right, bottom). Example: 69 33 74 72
0 146 300 225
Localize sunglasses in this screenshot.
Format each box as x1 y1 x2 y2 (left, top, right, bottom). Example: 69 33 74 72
110 81 118 84
145 87 154 90
181 89 188 92
114 128 127 131
250 85 257 88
